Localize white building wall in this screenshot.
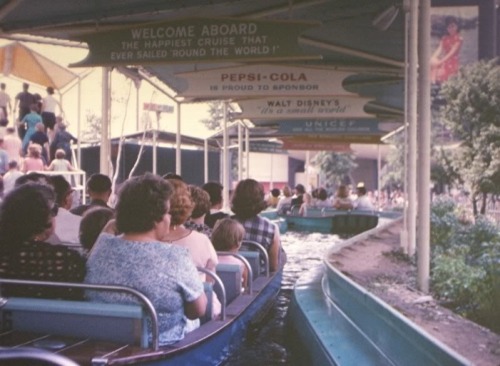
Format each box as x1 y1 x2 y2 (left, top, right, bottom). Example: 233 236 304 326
247 152 288 184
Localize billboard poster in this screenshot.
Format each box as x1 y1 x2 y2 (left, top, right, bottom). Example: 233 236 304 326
430 6 478 87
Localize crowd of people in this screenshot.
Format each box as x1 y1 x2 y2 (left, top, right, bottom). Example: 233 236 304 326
269 182 377 215
0 171 286 347
0 82 77 200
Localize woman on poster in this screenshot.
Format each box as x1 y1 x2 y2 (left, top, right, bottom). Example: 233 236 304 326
430 16 463 84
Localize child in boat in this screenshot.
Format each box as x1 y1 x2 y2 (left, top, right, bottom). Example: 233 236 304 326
211 218 249 290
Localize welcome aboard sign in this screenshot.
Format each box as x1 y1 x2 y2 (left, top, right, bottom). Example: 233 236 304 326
71 18 319 67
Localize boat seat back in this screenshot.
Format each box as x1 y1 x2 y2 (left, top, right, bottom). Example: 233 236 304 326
215 264 242 305
0 297 148 347
238 251 260 280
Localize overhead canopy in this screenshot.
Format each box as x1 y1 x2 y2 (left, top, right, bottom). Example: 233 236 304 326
0 42 78 90
0 0 495 148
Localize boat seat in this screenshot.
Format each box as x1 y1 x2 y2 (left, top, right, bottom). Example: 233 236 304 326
0 279 162 350
215 264 242 305
238 251 260 280
0 297 149 348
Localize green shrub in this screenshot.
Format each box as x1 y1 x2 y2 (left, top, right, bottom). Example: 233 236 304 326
430 209 500 331
431 252 488 316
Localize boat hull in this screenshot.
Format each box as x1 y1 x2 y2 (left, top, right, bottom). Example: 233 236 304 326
282 210 380 235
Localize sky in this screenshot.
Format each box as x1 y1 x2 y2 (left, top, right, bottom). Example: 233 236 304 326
0 39 214 140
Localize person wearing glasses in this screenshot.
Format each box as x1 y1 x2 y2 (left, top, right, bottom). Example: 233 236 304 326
0 182 86 299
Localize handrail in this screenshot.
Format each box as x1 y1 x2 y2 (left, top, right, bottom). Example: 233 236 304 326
196 267 226 321
216 252 253 294
0 346 79 366
241 240 270 277
0 278 160 351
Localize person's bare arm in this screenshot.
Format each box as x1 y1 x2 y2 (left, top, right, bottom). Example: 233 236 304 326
269 224 281 272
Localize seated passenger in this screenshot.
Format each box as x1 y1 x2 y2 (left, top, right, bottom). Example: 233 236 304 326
184 185 212 237
298 192 312 216
163 178 221 319
333 185 354 210
211 218 249 289
266 188 281 208
71 173 113 216
50 175 82 247
0 183 85 299
276 185 293 214
315 187 332 208
85 174 207 346
203 181 229 228
231 179 285 272
79 206 114 256
354 183 375 211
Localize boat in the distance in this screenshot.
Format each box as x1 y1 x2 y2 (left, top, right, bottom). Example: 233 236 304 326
275 207 388 235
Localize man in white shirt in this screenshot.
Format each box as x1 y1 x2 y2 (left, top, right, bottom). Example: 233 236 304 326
3 127 22 164
354 182 375 211
0 83 12 124
2 160 24 194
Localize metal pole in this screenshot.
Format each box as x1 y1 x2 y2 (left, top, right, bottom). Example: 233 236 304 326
77 76 82 170
245 127 250 178
222 102 229 211
408 0 419 256
176 102 181 175
305 150 310 191
417 0 431 293
238 123 243 181
100 67 111 176
377 145 381 210
153 111 158 175
204 139 209 183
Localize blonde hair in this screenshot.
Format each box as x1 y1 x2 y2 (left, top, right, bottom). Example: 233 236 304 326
211 218 245 251
55 149 66 159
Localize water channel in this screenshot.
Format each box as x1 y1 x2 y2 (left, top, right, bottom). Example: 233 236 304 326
222 231 341 365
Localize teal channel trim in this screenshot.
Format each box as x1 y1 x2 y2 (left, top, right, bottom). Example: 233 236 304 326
288 264 393 366
323 262 472 366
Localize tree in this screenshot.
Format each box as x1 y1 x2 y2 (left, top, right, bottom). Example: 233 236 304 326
439 58 500 215
80 110 102 143
380 132 405 192
311 151 357 189
200 101 225 131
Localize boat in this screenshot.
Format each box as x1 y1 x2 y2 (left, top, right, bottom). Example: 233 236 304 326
286 221 471 366
0 243 283 365
280 207 382 235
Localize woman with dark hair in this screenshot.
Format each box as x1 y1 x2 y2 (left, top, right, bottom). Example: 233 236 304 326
431 16 463 84
85 174 207 346
202 181 229 228
185 185 212 237
0 183 86 299
79 206 114 254
231 179 284 272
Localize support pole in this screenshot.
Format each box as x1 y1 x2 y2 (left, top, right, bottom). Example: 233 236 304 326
245 127 250 178
238 123 243 181
222 102 229 211
417 0 431 293
100 67 111 176
176 102 181 175
204 139 209 183
408 0 419 256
